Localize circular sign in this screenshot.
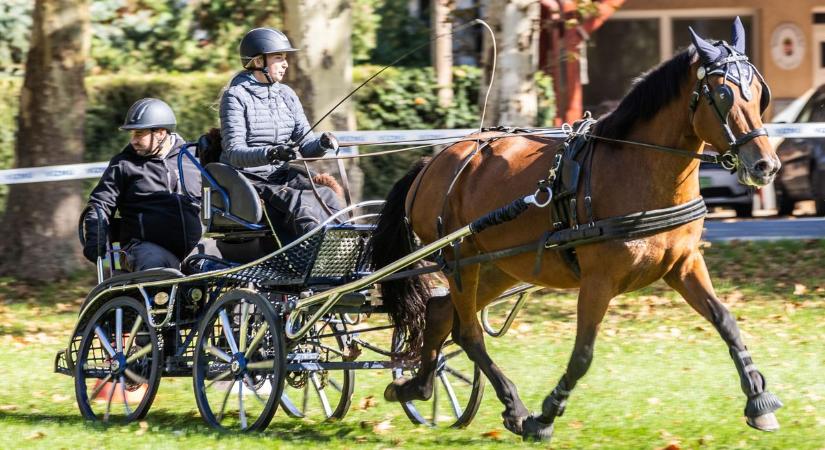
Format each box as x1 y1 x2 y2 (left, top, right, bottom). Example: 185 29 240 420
770 22 805 70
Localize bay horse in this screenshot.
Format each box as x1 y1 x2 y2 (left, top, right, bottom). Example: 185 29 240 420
371 19 783 441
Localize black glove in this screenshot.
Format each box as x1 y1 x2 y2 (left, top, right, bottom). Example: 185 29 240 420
83 240 107 262
319 132 339 151
266 144 297 163
81 210 109 262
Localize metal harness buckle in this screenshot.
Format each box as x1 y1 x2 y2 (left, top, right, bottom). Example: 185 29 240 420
525 186 553 208
718 151 739 171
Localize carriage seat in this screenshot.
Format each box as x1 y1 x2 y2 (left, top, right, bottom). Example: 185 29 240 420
202 162 264 233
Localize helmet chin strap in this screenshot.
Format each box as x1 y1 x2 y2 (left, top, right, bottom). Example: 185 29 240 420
254 53 275 84
145 130 170 157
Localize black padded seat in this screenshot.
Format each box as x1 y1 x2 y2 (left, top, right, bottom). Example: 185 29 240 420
204 162 263 230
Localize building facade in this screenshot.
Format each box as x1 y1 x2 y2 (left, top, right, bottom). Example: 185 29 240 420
584 0 825 117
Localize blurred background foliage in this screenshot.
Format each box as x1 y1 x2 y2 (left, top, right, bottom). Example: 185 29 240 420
0 0 555 200
0 65 483 200
0 0 392 75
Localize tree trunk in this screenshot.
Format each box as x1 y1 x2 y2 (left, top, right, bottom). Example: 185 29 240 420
283 0 363 203
0 0 89 281
432 0 454 108
480 0 540 127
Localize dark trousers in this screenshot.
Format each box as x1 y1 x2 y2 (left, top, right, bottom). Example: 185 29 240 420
245 168 343 242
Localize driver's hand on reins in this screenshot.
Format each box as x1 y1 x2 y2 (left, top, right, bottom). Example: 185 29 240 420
266 144 297 163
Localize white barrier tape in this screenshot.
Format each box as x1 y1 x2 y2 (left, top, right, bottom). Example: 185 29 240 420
336 129 476 144
1 125 823 185
0 162 108 185
763 122 825 138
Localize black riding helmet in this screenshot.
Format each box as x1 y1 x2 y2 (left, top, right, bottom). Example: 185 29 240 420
120 98 177 131
239 27 298 67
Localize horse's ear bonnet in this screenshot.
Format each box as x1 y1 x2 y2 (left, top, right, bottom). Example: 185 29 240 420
689 17 770 115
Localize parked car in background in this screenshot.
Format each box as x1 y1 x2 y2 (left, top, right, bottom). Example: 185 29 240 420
699 160 755 217
771 84 825 216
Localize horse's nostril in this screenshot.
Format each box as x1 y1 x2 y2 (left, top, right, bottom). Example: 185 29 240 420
753 159 770 175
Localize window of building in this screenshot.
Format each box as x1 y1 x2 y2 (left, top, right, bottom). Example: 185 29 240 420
583 10 756 113
583 19 660 111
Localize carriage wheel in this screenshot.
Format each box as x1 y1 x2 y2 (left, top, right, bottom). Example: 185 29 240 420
74 296 161 423
192 289 285 432
280 313 355 420
392 334 485 428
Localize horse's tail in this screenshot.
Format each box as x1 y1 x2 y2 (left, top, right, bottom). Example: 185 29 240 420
369 158 430 357
311 173 344 199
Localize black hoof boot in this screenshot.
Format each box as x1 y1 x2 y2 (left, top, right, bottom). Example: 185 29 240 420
522 415 555 442
745 391 782 432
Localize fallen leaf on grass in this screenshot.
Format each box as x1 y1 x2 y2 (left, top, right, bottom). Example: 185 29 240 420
660 443 681 450
698 434 714 445
372 420 393 434
647 397 660 405
358 395 378 410
568 419 583 429
55 303 76 313
51 394 70 403
793 283 807 295
0 404 18 411
481 429 503 440
25 431 45 440
135 421 149 436
354 436 368 443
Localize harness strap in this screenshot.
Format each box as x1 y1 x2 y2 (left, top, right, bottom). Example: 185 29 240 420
425 197 708 274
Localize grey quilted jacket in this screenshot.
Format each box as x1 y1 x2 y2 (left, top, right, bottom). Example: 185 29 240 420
219 72 324 176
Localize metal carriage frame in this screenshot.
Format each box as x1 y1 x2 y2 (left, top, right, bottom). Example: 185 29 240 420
57 144 537 431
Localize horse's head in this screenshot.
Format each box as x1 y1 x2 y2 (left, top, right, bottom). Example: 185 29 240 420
688 17 780 187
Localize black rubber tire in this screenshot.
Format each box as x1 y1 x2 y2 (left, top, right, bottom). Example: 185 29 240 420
733 202 754 218
775 187 796 216
392 333 485 428
280 313 355 420
192 289 285 432
74 296 161 423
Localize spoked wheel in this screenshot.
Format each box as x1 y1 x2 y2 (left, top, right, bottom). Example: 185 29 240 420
392 334 485 427
192 289 286 432
280 312 355 420
74 296 161 423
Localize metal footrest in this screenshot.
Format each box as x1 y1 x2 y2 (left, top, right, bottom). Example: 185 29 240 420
54 349 71 376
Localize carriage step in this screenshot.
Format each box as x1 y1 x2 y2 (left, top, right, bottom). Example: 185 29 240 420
54 349 71 376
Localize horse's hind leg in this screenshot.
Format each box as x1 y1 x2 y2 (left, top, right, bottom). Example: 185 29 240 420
664 252 782 431
385 264 519 403
449 263 529 435
523 280 614 441
384 292 454 402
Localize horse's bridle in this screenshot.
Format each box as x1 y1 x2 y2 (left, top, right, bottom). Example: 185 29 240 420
688 43 771 170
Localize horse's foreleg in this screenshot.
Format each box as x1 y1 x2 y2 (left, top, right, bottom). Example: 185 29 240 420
385 293 453 402
523 281 613 442
664 253 782 431
450 263 529 435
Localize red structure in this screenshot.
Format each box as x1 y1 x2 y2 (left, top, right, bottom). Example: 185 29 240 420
540 0 625 124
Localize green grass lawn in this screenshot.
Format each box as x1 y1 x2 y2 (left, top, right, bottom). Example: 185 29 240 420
0 241 823 449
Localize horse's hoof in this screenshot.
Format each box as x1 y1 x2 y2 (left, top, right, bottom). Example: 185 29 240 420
747 412 780 432
521 415 554 442
502 414 525 435
383 377 409 402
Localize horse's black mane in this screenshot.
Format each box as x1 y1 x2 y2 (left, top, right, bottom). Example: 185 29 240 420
593 48 695 139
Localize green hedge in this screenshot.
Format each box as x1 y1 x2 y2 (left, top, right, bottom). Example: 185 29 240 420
1 66 486 202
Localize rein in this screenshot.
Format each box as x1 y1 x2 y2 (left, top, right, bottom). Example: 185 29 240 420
583 133 739 170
